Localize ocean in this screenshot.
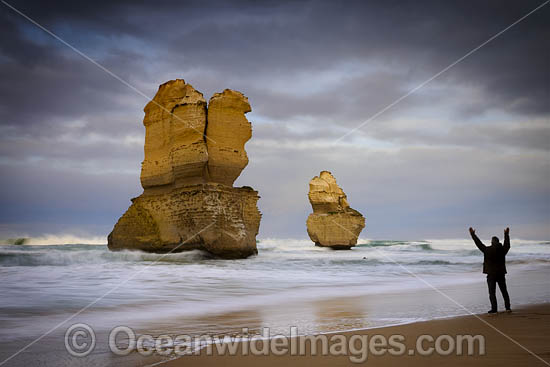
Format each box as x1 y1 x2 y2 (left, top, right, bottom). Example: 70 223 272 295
1 238 549 366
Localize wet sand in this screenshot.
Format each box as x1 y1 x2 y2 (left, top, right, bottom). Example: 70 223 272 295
163 303 550 367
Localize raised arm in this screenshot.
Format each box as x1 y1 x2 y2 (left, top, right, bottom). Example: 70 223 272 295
469 227 486 253
503 227 510 255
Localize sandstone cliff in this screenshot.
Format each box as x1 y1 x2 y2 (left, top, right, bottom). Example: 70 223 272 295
306 171 365 249
108 79 261 259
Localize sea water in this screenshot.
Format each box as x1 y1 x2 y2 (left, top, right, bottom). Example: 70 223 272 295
0 238 549 366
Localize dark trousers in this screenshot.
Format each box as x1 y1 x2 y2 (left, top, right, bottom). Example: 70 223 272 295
487 274 511 311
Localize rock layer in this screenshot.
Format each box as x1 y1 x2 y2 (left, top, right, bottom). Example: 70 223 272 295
109 79 260 259
108 184 260 258
306 171 365 249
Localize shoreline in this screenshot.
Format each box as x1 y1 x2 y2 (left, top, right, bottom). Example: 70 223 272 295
160 302 550 366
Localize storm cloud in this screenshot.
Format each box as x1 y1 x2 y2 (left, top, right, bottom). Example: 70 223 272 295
0 0 548 240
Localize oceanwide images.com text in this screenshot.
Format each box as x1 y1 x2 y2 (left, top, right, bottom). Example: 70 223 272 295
65 324 486 363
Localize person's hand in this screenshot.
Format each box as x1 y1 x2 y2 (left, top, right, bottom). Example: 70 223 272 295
504 227 510 236
469 227 475 235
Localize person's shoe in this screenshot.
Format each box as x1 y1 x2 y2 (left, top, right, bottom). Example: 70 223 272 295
488 309 497 314
506 308 512 313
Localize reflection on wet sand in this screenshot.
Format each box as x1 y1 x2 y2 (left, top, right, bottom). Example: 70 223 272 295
138 297 372 339
312 298 371 333
139 309 265 339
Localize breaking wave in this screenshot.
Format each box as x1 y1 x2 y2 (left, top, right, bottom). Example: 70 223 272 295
0 246 211 266
0 234 107 245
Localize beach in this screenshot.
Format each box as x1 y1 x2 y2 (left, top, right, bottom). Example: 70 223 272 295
163 303 550 366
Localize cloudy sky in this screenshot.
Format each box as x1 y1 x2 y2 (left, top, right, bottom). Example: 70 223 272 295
0 0 548 241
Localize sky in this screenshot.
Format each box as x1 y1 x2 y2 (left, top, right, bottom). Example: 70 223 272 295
0 0 548 241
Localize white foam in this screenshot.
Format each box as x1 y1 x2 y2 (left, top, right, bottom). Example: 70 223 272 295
21 233 107 245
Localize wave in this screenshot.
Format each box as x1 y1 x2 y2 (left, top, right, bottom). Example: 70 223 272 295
0 247 211 266
356 240 410 247
0 251 482 268
507 258 550 265
0 234 107 245
1 236 549 267
3 234 547 248
357 241 434 251
331 258 478 266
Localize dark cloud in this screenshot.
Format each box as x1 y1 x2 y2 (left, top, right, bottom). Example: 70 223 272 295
2 0 548 123
0 0 548 239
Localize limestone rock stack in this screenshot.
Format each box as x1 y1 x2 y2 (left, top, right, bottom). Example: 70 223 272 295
108 79 261 259
140 79 209 189
206 89 252 186
306 171 365 249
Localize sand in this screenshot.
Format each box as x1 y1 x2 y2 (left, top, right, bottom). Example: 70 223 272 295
162 303 550 367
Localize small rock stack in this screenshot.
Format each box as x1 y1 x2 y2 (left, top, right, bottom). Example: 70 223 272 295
306 171 365 249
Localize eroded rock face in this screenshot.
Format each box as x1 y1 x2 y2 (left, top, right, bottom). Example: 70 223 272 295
108 79 261 259
206 89 252 186
306 171 365 249
140 79 208 189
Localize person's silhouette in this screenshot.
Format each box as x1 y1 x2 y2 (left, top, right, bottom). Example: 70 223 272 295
469 227 511 314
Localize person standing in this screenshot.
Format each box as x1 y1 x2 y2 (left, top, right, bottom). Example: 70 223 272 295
469 227 512 314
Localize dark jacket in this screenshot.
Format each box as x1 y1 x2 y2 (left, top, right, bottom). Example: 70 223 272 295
471 232 510 275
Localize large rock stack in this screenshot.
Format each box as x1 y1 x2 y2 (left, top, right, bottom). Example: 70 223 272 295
108 79 261 259
306 171 365 249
